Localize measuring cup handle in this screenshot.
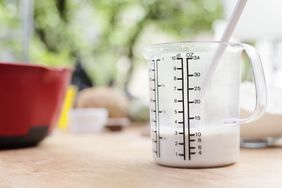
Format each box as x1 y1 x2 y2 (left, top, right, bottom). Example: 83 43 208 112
239 44 267 124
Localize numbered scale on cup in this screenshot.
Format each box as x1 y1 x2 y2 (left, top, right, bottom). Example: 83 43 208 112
149 52 204 162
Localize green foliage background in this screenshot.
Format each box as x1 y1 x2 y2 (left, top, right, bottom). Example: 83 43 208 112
0 0 222 90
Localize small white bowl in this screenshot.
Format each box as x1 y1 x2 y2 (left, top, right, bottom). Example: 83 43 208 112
69 108 108 133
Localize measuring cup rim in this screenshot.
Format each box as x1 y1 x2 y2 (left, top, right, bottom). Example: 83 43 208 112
144 41 242 49
142 41 243 59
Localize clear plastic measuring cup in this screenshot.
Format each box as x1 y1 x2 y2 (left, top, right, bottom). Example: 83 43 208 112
143 42 267 168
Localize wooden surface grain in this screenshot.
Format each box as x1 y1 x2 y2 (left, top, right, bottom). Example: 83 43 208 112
0 126 282 188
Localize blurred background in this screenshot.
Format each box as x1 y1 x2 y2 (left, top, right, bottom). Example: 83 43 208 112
1 0 282 137
0 0 222 91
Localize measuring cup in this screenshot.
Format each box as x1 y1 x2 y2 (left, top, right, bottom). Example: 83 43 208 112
143 41 267 168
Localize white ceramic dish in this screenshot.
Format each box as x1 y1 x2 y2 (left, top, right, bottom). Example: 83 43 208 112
241 110 282 139
240 82 282 146
69 108 108 133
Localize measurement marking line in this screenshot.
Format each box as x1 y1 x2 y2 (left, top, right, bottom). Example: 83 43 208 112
186 57 191 160
189 117 195 120
178 154 184 156
178 132 184 135
189 101 194 104
152 59 158 158
176 68 182 70
188 74 194 77
177 57 186 160
190 147 196 149
178 111 184 113
178 122 184 124
155 59 161 158
187 57 193 60
190 152 196 155
188 88 194 90
190 139 196 142
158 85 162 87
177 100 183 102
189 134 195 136
178 143 184 145
177 88 183 91
177 78 183 80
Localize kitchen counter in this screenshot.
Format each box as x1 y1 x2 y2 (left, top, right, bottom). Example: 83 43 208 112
0 126 281 188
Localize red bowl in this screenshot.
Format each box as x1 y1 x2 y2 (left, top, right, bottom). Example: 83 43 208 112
0 62 72 148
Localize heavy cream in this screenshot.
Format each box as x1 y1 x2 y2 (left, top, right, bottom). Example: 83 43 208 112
153 126 240 168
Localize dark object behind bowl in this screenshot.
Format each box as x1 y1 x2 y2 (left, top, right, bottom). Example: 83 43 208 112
0 63 72 148
71 58 93 91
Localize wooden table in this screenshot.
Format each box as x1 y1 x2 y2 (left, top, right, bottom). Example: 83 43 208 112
0 126 282 188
